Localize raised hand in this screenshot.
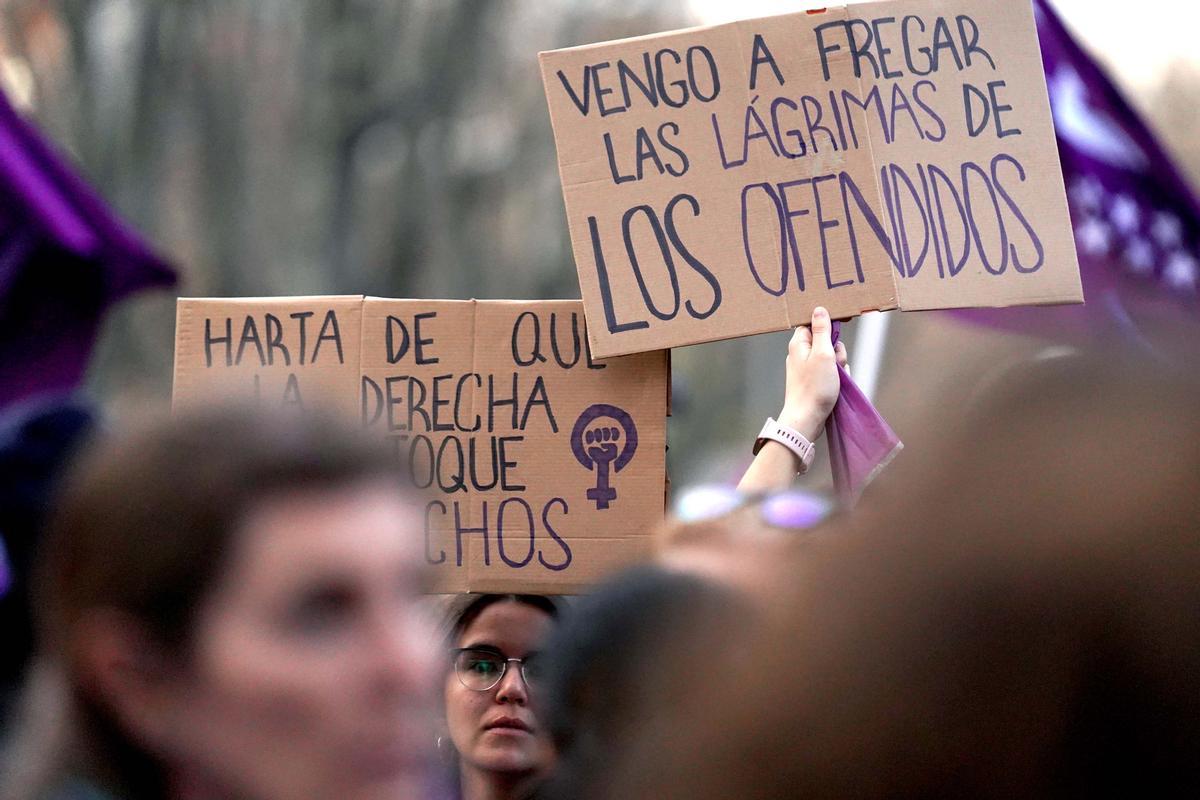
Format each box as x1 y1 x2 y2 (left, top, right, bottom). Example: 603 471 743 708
780 307 849 443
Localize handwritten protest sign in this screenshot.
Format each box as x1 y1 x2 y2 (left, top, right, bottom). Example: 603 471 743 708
174 296 669 594
173 295 364 417
539 0 1083 357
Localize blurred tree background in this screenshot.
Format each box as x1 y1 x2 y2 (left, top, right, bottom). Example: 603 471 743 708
2 0 1199 491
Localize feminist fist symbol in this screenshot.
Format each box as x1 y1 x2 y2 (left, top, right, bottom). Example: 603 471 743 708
571 404 638 510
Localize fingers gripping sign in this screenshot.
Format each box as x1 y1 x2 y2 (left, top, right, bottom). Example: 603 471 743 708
782 307 846 444
737 307 851 493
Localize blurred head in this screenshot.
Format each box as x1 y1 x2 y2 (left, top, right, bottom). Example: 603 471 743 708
6 406 437 800
656 490 834 594
443 594 558 787
537 567 750 800
605 351 1200 800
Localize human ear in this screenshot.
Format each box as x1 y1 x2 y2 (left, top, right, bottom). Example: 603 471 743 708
73 609 185 752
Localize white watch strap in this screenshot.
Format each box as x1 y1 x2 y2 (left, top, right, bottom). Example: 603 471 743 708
753 417 816 474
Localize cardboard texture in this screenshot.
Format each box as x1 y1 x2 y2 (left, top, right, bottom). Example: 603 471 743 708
174 296 669 594
174 296 364 417
540 0 1083 357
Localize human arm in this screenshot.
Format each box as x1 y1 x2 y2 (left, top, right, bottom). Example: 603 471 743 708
736 306 847 493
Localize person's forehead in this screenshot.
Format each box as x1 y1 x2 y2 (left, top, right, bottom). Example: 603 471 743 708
232 483 419 578
460 601 552 653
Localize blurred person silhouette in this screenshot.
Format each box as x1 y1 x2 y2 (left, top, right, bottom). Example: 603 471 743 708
0 397 94 723
534 566 749 800
439 594 561 800
599 348 1200 799
655 490 836 593
0 406 439 800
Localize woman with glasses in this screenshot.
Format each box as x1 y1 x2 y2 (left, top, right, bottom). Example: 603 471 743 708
441 594 560 800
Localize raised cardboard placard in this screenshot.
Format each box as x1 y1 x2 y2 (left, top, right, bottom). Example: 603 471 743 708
539 0 1083 357
173 296 669 594
174 296 364 417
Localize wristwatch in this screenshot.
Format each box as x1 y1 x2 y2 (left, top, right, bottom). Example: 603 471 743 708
753 417 816 474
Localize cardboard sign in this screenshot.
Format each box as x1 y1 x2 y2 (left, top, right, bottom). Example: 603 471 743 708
174 295 364 417
174 296 669 594
540 0 1083 357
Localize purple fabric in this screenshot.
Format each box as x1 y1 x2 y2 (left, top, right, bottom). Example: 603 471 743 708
954 0 1198 336
0 536 9 598
0 89 176 409
825 322 902 505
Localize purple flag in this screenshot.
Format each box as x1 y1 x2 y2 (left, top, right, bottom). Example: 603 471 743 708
826 322 902 505
0 89 175 409
956 0 1198 337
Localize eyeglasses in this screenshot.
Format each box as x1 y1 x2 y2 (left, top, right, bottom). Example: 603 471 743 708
451 647 541 692
672 486 834 529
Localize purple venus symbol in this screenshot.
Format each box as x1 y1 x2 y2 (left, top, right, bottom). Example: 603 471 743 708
570 404 638 510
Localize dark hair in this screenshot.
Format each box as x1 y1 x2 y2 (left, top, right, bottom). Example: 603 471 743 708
3 405 407 800
439 592 561 797
448 594 561 646
537 566 748 800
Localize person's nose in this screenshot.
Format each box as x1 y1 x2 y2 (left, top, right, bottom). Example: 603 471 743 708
494 660 528 706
